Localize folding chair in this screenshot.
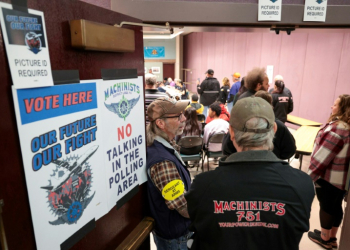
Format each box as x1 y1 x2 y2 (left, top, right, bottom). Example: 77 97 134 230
203 133 225 171
178 136 203 171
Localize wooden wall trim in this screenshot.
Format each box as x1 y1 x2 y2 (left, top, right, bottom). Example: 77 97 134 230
145 59 175 63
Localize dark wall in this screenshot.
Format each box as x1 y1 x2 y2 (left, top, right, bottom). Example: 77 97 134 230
0 0 148 249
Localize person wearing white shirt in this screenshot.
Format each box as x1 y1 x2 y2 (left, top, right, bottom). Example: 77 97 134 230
203 102 229 152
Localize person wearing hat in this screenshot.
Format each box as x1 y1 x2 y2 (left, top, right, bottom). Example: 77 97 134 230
145 96 193 249
197 69 220 118
185 96 314 250
227 72 241 112
222 90 296 160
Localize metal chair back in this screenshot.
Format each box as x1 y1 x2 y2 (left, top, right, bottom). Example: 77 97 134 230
178 136 203 155
208 133 225 144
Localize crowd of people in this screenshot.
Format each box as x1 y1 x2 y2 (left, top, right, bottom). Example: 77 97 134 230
144 67 350 250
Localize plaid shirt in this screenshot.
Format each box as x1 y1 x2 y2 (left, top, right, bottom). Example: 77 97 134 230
149 138 188 211
308 120 350 190
150 160 188 211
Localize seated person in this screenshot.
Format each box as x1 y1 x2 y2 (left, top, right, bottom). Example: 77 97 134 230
186 94 204 114
222 91 296 160
168 77 175 87
206 101 230 124
175 79 188 100
185 96 314 250
177 108 202 168
203 103 229 152
177 107 202 143
158 81 167 93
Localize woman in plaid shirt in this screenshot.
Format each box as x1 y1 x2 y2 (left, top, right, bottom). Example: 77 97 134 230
308 94 350 249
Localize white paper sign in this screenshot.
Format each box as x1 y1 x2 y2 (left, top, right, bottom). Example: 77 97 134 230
0 2 53 88
12 82 108 250
303 0 327 22
258 0 282 21
98 77 147 211
266 65 274 84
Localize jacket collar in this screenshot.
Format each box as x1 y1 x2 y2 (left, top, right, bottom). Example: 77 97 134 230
154 136 185 165
221 150 284 164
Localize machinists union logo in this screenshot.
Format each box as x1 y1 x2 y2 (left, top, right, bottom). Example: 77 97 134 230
25 31 42 54
104 81 141 121
105 95 140 121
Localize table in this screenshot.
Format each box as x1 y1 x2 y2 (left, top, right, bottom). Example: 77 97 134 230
292 125 321 169
287 114 323 127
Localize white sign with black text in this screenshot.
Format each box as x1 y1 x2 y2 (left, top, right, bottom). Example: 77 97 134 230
258 0 282 21
0 2 53 88
303 0 327 22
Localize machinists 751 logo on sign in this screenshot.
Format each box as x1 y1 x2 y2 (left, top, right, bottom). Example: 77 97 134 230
104 81 141 121
1 8 46 54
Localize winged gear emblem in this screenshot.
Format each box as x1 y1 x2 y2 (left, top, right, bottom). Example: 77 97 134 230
104 95 140 121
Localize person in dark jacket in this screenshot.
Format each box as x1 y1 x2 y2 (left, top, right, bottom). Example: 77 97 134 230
269 74 293 101
197 69 220 118
238 67 269 101
186 96 314 250
217 77 230 104
271 80 293 123
222 91 296 160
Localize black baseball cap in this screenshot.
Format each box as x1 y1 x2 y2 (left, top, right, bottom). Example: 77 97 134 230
205 69 214 75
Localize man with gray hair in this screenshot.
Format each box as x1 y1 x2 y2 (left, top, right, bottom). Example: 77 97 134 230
185 96 314 250
145 73 168 125
146 96 192 249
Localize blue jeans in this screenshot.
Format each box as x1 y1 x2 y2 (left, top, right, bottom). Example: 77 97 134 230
227 102 233 113
153 231 193 250
203 106 208 119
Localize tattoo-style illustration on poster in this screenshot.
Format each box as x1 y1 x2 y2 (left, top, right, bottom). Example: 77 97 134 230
12 83 108 250
99 77 147 211
0 2 53 88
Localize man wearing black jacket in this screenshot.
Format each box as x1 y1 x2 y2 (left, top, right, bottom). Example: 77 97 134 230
222 91 296 160
197 69 220 117
186 96 314 250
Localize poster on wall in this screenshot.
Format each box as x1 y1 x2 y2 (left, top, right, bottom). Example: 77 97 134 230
0 2 53 89
303 0 327 22
151 66 160 74
266 65 274 84
12 83 108 250
144 46 165 58
258 0 282 21
98 77 147 211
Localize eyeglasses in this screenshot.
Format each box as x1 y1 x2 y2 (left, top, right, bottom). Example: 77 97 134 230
161 113 184 121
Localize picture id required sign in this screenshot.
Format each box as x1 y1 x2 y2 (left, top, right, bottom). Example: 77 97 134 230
303 0 327 22
258 0 282 21
0 2 53 88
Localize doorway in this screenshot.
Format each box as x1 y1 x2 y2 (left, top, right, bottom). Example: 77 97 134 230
163 63 175 80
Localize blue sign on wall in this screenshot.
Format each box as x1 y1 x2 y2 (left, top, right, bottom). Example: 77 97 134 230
144 46 165 58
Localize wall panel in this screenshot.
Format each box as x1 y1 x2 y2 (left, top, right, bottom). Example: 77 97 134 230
183 31 350 123
298 33 344 123
335 34 350 99
278 33 309 116
232 33 247 79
